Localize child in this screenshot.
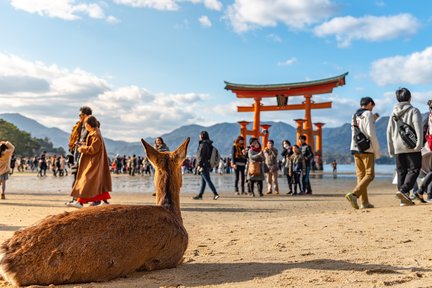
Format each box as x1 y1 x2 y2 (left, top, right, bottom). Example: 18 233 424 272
288 145 306 195
246 137 265 197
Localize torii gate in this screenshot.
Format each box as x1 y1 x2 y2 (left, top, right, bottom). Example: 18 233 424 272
224 72 348 156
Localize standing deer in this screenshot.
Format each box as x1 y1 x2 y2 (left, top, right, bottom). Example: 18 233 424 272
0 137 190 286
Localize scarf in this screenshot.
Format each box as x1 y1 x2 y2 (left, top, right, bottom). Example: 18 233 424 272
251 146 261 152
234 143 243 159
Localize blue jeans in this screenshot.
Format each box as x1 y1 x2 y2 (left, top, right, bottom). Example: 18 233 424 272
198 167 218 197
302 166 312 193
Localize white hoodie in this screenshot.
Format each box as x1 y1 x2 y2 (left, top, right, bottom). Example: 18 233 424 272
350 109 380 159
386 101 423 156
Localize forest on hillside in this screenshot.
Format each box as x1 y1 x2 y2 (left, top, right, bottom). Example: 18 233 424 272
0 119 65 156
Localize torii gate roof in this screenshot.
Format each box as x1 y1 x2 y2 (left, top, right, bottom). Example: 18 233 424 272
224 72 348 98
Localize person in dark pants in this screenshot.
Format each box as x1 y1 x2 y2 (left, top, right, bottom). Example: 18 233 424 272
281 140 293 194
193 131 220 200
387 87 423 206
231 136 247 195
299 135 313 194
246 137 265 197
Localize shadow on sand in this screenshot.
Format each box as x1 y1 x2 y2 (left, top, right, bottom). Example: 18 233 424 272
102 259 430 287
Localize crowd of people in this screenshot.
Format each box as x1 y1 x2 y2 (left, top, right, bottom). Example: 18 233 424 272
345 87 432 210
3 88 432 209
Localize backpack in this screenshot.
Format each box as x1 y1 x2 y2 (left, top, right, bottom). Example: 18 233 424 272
209 146 221 169
393 111 417 149
352 112 371 152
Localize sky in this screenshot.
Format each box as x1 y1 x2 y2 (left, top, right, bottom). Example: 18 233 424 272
0 0 432 142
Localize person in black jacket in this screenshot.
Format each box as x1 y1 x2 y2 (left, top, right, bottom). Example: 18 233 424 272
231 135 247 195
193 131 220 200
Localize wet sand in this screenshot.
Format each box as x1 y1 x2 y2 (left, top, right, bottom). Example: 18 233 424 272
0 173 431 287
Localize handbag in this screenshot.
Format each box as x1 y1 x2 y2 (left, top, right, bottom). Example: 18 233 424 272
426 124 432 151
248 161 261 176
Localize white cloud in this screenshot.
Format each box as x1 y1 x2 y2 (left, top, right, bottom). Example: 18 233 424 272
314 14 420 48
106 15 120 24
201 0 223 11
113 0 179 10
225 0 338 33
267 33 282 43
277 57 297 66
370 46 432 86
199 15 212 27
9 0 114 21
0 53 237 141
186 0 223 11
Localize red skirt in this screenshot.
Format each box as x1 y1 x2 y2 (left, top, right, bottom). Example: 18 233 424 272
77 192 111 204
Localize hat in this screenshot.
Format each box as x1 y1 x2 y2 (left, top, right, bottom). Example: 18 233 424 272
360 97 375 107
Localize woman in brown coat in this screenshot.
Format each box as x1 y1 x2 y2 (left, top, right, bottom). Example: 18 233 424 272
68 116 112 208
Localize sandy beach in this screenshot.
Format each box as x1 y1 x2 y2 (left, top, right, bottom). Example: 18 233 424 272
0 173 431 287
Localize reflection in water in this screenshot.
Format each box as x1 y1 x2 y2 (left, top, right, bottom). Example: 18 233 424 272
7 171 391 195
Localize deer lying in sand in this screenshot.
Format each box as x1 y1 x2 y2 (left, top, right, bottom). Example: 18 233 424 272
0 138 190 287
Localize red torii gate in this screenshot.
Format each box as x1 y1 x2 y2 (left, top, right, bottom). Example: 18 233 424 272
224 72 348 156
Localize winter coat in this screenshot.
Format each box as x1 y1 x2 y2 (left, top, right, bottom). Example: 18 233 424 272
71 128 112 199
350 109 380 159
263 147 279 173
246 149 265 181
155 143 170 152
281 147 293 175
196 139 213 169
386 102 423 156
232 143 247 166
288 153 306 176
0 142 15 176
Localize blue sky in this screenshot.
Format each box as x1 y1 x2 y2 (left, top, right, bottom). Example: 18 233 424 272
0 0 431 141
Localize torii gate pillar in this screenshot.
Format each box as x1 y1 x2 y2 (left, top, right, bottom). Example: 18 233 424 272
238 121 250 148
260 124 271 146
314 122 325 157
294 119 305 143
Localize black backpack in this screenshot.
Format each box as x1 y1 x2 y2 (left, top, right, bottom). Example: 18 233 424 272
352 112 371 152
392 109 417 149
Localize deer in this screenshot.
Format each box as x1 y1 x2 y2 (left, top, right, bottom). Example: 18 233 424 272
0 137 190 287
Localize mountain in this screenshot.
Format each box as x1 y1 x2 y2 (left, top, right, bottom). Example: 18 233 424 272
2 112 425 163
0 113 70 150
0 113 148 156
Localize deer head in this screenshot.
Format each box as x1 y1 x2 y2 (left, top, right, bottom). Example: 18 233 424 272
141 137 190 219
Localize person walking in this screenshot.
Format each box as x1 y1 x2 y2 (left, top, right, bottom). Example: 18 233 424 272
0 141 15 199
69 106 93 186
231 136 247 195
411 99 432 203
193 131 220 200
264 139 279 194
387 88 423 206
345 97 380 209
67 116 112 208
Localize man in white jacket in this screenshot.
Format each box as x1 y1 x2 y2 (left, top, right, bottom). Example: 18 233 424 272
345 97 380 209
387 88 423 206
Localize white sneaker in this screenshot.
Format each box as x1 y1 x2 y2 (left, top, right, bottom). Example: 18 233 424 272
66 201 83 209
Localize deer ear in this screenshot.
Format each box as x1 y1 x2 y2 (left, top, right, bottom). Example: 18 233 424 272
173 137 190 164
141 138 159 165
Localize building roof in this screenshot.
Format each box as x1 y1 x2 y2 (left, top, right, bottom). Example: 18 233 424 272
224 72 348 98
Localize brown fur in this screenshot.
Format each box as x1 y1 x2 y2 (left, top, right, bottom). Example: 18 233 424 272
0 137 190 286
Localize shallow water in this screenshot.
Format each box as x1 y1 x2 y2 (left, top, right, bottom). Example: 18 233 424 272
6 169 392 196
